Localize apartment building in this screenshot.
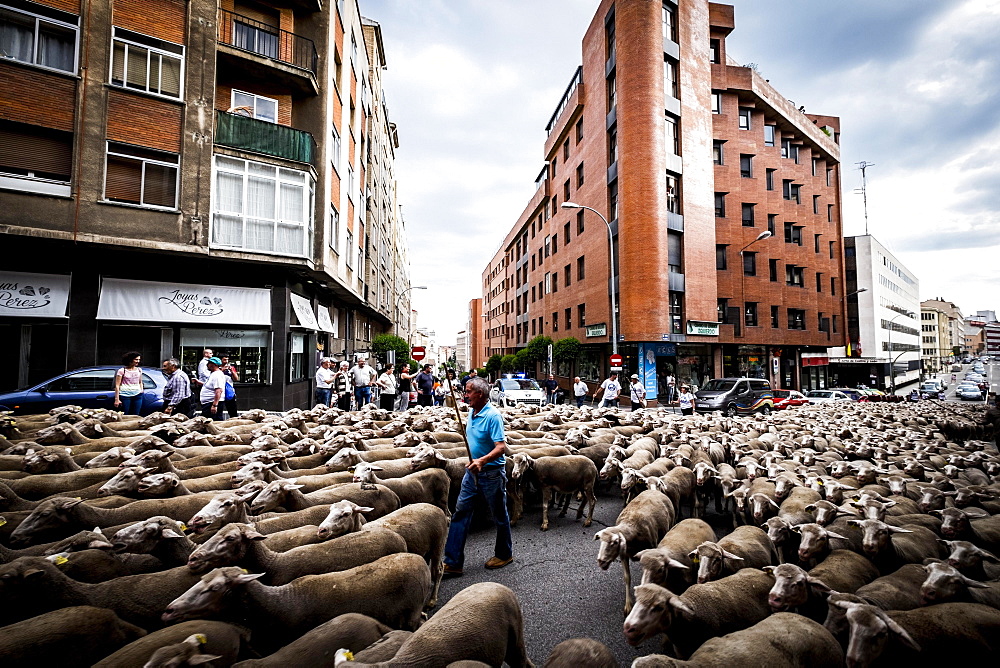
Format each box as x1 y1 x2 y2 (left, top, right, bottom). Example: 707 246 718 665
467 297 483 369
0 0 412 408
832 235 920 394
921 298 963 374
479 0 845 400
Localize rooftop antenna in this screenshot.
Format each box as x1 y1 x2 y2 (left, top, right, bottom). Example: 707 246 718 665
854 161 874 235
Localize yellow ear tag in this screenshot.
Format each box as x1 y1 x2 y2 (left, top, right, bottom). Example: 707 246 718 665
240 568 249 574
179 523 188 532
73 497 82 501
692 556 700 563
817 480 824 486
54 554 69 565
0 518 6 527
343 651 354 661
195 634 208 645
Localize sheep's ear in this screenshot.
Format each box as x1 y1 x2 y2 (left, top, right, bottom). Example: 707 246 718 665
846 519 863 528
805 504 816 512
928 510 943 517
826 531 848 540
762 565 776 575
59 498 83 510
962 574 991 589
887 526 913 534
186 655 222 666
980 549 1000 563
235 572 265 584
721 550 744 561
669 597 694 616
286 484 304 490
875 609 921 651
807 577 833 593
161 528 185 539
666 558 689 570
633 549 651 561
354 506 375 514
347 466 356 472
370 464 384 471
94 527 104 535
244 527 267 541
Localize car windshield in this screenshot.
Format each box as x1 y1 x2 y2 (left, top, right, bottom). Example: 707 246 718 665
702 379 737 392
773 390 790 399
501 379 540 391
806 391 832 398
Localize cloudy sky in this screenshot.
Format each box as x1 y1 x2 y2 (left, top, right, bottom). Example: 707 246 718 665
369 0 1000 343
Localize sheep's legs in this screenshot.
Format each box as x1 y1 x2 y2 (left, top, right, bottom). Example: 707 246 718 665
622 553 634 614
427 555 444 609
558 491 571 517
582 487 596 527
540 487 551 531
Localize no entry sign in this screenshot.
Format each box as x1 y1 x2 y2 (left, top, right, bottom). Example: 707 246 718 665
610 354 623 369
411 346 426 361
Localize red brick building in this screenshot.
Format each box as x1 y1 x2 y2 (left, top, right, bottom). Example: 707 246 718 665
480 0 845 399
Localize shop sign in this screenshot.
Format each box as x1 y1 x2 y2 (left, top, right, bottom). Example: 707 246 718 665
97 278 270 325
654 343 676 356
801 354 829 367
0 271 71 318
829 357 880 364
290 293 319 330
586 323 607 337
179 328 270 347
317 306 336 334
686 321 720 336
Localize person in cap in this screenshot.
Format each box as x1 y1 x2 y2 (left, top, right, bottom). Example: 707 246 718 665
628 373 646 411
333 361 352 410
677 384 697 415
199 357 227 420
594 371 621 408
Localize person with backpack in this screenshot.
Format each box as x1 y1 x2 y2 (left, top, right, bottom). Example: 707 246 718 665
199 357 227 420
220 355 239 419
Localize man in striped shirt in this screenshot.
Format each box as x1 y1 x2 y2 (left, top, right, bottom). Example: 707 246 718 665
161 358 192 416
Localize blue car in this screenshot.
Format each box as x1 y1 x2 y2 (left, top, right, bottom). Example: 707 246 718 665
0 366 167 416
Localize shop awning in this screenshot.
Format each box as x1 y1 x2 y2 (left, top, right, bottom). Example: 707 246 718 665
97 278 271 325
0 271 71 318
317 305 336 333
801 353 830 367
290 293 319 330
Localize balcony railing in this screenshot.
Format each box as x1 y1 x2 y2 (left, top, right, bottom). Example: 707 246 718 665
217 9 317 74
215 110 316 165
545 66 583 136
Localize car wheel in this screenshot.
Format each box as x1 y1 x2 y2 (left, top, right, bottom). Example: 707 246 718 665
759 405 772 416
726 404 738 418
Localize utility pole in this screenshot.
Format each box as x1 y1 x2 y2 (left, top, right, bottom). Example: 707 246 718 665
855 161 874 235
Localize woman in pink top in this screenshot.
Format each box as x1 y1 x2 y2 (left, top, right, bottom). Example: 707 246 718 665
114 351 145 415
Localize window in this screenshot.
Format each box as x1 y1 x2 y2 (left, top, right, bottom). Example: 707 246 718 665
564 264 571 287
231 90 276 123
0 3 78 74
563 139 569 161
829 240 835 259
565 307 572 330
711 92 722 114
346 230 353 267
663 56 679 99
788 309 806 330
832 315 839 333
531 319 536 336
714 192 726 217
663 2 678 43
607 73 616 111
783 180 800 203
564 179 570 201
544 272 551 294
289 332 307 382
826 168 833 187
552 233 558 254
608 125 618 165
111 28 184 99
766 168 775 190
767 214 776 235
814 234 821 253
771 305 780 328
531 286 535 302
768 258 778 282
785 265 804 287
179 328 270 384
828 204 834 222
783 223 802 245
665 114 679 156
552 311 559 332
740 154 753 178
564 222 570 244
531 255 535 271
328 205 339 251
552 271 558 292
741 203 755 227
0 120 73 195
709 38 719 63
551 156 557 179
212 155 314 257
577 210 585 234
717 299 729 324
331 125 341 173
813 195 820 214
578 303 586 326
576 162 584 187
347 164 355 200
544 235 551 257
738 108 751 130
831 277 837 295
816 271 823 292
743 251 757 276
669 292 682 334
666 173 681 214
716 245 727 270
577 256 585 280
713 141 724 165
764 125 775 147
105 142 178 209
576 118 583 143
608 181 619 221
745 302 758 328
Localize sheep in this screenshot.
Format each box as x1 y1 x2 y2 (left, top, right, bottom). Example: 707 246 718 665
595 489 676 613
186 522 408 585
794 521 860 566
646 465 695 519
349 462 451 515
846 518 944 574
622 569 774 659
333 582 531 668
635 518 715 594
94 620 250 668
510 453 597 530
161 555 432 652
542 638 617 668
766 550 878 620
0 605 146 668
855 563 927 611
918 560 1000 608
229 613 391 667
942 539 1000 580
835 600 1000 668
776 486 822 526
934 507 1000 551
109 516 195 566
3 467 124 500
630 613 844 668
689 525 777 584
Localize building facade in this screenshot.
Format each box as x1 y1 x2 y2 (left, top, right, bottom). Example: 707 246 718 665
0 0 412 408
479 0 846 399
468 297 483 370
921 299 964 374
832 235 920 394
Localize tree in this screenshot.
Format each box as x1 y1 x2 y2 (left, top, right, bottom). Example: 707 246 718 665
500 354 516 373
513 348 533 373
370 333 411 367
523 335 553 363
485 354 503 377
553 337 581 364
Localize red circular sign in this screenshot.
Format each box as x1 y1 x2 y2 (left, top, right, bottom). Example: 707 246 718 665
610 354 623 366
411 346 426 361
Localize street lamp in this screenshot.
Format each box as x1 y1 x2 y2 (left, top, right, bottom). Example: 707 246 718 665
738 231 772 337
886 310 915 395
396 286 427 342
562 201 617 355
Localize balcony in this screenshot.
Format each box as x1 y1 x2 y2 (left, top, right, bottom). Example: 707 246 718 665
215 110 316 165
217 9 319 96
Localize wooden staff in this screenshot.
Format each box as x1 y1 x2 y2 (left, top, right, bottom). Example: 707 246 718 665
443 365 473 462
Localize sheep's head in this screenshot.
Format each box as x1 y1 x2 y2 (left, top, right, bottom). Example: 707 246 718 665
85 447 135 469
162 567 263 623
43 528 114 555
187 523 265 573
317 500 372 539
920 560 988 605
21 447 72 474
249 479 304 515
350 461 382 485
142 633 221 668
409 444 446 471
623 583 691 646
836 600 920 668
230 461 276 489
595 529 627 570
689 541 743 584
942 539 1000 572
635 548 690 587
510 453 534 480
188 493 246 534
765 563 831 612
138 472 184 496
120 449 172 471
325 447 363 471
112 516 187 554
98 466 155 497
9 497 83 546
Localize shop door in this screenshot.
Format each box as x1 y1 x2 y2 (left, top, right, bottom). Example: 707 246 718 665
0 324 21 392
97 326 164 367
27 324 69 387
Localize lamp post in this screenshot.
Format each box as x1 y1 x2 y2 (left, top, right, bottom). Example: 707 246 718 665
738 231 772 337
562 201 617 355
396 286 427 343
886 311 914 395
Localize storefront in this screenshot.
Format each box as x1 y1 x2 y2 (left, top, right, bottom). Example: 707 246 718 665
0 271 72 391
800 352 830 391
722 345 769 380
828 357 884 390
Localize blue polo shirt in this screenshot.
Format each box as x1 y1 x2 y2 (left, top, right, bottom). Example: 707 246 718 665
467 402 505 468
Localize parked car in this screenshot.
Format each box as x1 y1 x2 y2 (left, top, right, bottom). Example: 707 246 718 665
957 386 984 401
695 378 774 416
804 390 851 404
771 389 808 410
0 366 167 415
951 364 963 372
489 377 545 408
830 388 867 401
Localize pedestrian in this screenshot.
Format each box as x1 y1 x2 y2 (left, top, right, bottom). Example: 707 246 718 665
415 364 435 407
441 369 459 407
195 348 213 388
377 363 397 411
349 357 377 407
199 356 227 420
593 371 621 408
396 363 413 411
442 377 514 576
628 374 646 411
677 384 696 415
543 373 559 405
114 352 145 415
573 376 588 408
161 358 192 417
460 368 478 390
434 375 447 406
666 373 676 404
219 355 239 419
315 357 335 407
333 361 352 410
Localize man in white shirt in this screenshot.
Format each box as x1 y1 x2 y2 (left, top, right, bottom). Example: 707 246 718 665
628 374 646 411
199 357 226 420
349 358 378 407
196 348 213 385
594 371 621 408
573 376 588 408
315 357 335 407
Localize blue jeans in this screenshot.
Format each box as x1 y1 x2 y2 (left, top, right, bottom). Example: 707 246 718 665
576 395 585 407
354 386 371 407
315 388 332 406
119 394 143 415
444 467 513 570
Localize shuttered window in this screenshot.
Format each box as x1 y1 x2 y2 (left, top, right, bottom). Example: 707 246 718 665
0 121 73 182
104 142 178 208
110 27 184 99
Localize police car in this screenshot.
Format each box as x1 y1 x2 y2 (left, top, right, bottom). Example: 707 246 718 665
489 374 546 408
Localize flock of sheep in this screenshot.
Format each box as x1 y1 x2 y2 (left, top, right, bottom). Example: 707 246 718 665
0 395 998 667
